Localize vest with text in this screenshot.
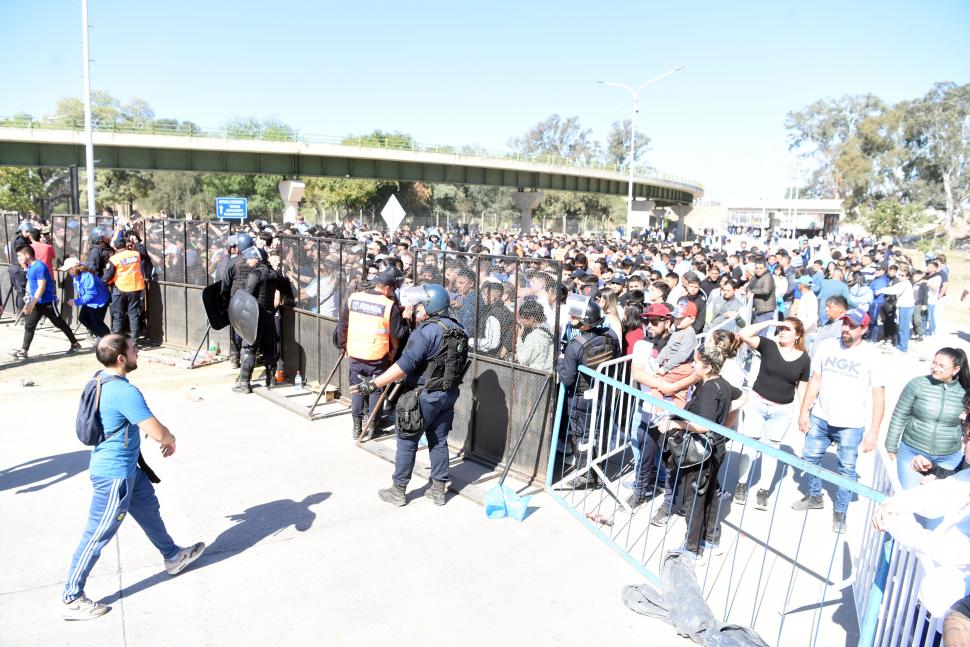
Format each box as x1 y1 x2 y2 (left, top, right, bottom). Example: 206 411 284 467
108 249 145 292
346 291 393 361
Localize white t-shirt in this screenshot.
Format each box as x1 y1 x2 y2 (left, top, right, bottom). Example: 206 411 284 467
810 337 885 428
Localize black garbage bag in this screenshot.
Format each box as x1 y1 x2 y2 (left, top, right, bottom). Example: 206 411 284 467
622 552 770 647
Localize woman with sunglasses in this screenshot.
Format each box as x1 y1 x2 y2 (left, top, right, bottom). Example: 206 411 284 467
735 316 810 510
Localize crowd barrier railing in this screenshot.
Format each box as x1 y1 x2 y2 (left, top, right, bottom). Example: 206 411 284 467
547 362 899 647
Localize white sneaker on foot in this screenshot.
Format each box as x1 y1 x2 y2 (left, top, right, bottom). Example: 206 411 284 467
164 542 206 576
63 594 109 621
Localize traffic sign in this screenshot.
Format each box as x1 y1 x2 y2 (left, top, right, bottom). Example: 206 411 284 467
216 197 248 220
380 194 406 234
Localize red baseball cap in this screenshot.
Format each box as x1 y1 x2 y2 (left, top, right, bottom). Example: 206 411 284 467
641 303 672 320
673 300 698 319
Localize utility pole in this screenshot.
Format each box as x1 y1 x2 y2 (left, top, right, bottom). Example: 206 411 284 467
81 0 96 221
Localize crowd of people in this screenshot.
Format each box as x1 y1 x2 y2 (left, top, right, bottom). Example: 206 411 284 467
4 209 969 642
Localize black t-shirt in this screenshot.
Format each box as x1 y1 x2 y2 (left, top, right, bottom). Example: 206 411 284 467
685 376 742 440
752 338 810 404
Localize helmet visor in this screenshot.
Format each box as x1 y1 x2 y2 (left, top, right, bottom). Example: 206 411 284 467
565 293 590 320
400 285 430 308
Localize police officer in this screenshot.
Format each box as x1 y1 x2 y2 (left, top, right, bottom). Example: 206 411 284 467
556 296 619 489
220 233 255 369
353 284 468 507
86 227 114 279
6 222 30 311
233 246 293 393
103 236 146 341
337 269 408 440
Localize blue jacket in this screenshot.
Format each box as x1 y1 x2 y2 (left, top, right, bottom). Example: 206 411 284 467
815 278 850 321
73 271 110 308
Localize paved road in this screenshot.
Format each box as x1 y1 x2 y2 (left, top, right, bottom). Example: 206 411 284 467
0 325 683 647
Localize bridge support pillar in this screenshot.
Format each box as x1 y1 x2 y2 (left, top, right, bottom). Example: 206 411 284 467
512 190 543 233
671 204 692 243
279 180 306 224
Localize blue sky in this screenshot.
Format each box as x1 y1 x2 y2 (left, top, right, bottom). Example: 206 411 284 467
2 0 968 201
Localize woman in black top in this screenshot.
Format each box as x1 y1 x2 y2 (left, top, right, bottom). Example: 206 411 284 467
668 343 744 562
735 316 811 511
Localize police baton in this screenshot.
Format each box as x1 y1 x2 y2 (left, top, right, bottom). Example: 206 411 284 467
359 380 402 444
308 350 345 418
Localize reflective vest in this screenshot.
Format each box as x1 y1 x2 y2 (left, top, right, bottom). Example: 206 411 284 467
107 249 146 292
346 291 393 361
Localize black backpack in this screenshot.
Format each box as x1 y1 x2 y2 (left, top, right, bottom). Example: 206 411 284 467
76 371 124 446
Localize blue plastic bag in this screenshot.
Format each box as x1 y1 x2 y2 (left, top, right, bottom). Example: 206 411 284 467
484 484 531 521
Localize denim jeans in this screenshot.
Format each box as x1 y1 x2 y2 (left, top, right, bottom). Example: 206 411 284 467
738 394 795 493
926 304 937 336
632 420 667 497
800 414 863 514
896 307 913 352
393 388 459 486
895 439 965 490
63 469 179 602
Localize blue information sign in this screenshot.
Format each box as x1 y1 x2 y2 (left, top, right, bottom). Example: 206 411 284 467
216 197 248 220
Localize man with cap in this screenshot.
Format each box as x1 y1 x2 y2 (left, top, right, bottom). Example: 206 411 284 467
794 307 885 533
337 269 408 439
103 234 147 342
608 272 627 297
233 246 293 393
352 283 468 507
557 295 620 489
792 275 819 334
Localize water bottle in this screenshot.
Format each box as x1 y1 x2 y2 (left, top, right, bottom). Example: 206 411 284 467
294 371 303 392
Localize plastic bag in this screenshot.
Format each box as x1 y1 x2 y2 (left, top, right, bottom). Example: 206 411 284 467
483 484 531 521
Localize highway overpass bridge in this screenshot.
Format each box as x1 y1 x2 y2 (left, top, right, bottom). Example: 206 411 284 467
0 125 704 229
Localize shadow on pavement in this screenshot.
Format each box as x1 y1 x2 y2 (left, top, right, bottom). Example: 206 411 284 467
0 451 89 493
101 492 331 604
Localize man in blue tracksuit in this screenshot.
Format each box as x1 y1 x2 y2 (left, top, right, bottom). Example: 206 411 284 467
62 334 205 621
353 283 468 507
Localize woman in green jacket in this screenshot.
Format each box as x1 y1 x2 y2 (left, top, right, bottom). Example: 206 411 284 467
885 347 970 489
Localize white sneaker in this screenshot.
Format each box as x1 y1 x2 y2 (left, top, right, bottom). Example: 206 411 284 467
62 594 109 621
164 542 206 576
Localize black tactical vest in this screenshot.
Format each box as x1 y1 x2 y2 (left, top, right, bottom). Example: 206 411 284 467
420 318 469 391
574 330 618 393
229 255 252 297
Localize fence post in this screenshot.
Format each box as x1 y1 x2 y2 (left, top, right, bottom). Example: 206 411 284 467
857 535 894 647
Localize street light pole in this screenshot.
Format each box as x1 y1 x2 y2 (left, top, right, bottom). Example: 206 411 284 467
81 0 96 220
598 65 684 239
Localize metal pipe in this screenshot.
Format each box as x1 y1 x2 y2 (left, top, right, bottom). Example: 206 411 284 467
80 0 96 220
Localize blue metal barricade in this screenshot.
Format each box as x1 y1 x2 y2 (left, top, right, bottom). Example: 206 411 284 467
546 362 897 647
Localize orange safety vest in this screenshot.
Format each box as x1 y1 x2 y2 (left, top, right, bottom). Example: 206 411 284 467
107 249 146 292
346 290 393 361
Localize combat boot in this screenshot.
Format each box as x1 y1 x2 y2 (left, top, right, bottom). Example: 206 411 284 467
352 417 363 441
424 480 447 506
378 483 406 507
232 381 252 394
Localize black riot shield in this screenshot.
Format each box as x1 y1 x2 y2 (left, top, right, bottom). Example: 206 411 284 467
228 290 260 345
202 282 230 330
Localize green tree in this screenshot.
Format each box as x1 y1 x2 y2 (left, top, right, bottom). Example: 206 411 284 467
785 94 886 203
604 119 651 169
0 168 44 213
861 199 929 238
342 130 416 150
901 82 970 226
509 114 596 164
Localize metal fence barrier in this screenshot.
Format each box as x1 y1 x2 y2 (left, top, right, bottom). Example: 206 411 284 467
546 361 896 647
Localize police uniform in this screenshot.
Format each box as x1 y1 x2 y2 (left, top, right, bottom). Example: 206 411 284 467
236 258 293 390
556 325 619 487
337 286 406 438
86 240 113 279
390 315 467 490
104 247 146 340
220 253 253 366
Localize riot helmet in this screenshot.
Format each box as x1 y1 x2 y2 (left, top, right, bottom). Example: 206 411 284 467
241 246 267 263
400 283 450 316
565 293 604 328
234 232 255 252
